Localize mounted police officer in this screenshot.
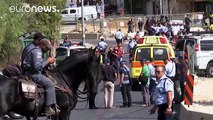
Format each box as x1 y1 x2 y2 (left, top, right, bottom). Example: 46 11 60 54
21 32 60 116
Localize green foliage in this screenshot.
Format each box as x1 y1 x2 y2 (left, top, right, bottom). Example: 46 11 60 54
27 0 66 42
0 0 66 66
0 0 28 65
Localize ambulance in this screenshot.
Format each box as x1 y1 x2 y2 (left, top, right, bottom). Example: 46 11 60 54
130 36 175 90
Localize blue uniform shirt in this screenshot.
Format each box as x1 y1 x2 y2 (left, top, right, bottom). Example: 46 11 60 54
165 61 176 77
153 75 174 105
21 43 49 74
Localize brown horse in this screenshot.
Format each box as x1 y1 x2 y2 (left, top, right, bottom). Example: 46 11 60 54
0 48 103 120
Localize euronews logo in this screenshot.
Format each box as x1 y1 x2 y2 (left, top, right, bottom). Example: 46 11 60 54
9 6 60 13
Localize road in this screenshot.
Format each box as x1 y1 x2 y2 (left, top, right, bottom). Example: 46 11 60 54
15 39 158 120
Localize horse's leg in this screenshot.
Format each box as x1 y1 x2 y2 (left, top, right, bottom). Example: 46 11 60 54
26 116 31 120
57 109 71 120
89 93 98 109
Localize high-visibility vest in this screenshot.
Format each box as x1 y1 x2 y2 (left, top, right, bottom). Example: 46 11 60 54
210 24 213 31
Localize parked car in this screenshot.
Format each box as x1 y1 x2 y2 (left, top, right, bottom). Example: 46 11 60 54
194 34 213 76
56 42 86 65
176 33 213 76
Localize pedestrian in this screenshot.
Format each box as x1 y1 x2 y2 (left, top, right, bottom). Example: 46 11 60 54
113 42 124 73
62 35 71 47
148 58 156 104
127 37 137 62
139 59 151 106
102 59 117 109
184 14 192 34
119 61 132 108
96 0 104 18
107 47 119 71
138 18 144 32
97 36 108 63
176 56 188 101
114 29 124 44
149 66 174 120
21 32 60 116
163 58 176 81
127 18 134 33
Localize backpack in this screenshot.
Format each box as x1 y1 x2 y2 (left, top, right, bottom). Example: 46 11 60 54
2 64 23 78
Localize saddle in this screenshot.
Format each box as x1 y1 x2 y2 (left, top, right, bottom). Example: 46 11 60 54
2 64 71 100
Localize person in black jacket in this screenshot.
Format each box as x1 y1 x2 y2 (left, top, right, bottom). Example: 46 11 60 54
102 59 117 109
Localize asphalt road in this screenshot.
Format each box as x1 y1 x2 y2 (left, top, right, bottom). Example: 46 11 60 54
18 83 157 120
15 39 158 120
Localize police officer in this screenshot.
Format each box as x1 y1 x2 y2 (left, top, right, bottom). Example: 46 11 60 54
21 32 59 116
97 36 108 63
163 58 176 81
149 66 174 120
119 61 132 107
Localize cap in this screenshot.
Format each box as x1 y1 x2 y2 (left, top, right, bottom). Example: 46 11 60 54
100 36 104 41
40 39 52 49
33 32 46 40
120 60 126 64
141 59 146 63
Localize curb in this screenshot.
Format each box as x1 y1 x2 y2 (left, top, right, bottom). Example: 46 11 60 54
180 103 213 120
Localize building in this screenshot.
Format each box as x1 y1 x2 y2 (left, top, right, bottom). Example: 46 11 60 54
124 0 213 15
65 0 213 15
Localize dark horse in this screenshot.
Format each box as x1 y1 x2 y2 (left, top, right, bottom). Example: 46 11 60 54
0 47 103 120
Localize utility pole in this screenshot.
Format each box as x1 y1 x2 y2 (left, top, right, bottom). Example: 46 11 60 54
160 0 163 15
81 0 85 45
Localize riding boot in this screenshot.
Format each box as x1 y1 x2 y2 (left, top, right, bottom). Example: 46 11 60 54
45 106 55 116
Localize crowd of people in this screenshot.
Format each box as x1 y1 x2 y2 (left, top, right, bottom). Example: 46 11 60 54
95 22 190 119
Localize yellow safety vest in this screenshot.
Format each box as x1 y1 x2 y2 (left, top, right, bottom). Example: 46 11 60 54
210 24 213 31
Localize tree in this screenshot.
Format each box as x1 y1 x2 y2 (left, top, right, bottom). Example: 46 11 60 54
0 0 29 65
26 0 66 42
0 0 66 66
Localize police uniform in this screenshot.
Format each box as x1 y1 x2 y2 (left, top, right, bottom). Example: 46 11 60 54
165 61 176 80
97 40 108 63
21 43 56 106
154 75 174 120
120 64 132 107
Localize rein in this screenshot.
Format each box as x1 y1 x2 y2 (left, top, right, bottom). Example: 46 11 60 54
53 65 89 102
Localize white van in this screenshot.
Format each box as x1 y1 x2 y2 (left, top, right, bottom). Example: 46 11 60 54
61 6 97 23
194 34 213 76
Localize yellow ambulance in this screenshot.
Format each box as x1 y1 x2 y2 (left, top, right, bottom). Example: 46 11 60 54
130 36 175 90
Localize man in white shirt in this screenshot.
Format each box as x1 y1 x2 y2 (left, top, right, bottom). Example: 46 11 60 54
148 58 156 104
163 58 176 81
97 36 108 63
114 29 124 44
127 37 137 62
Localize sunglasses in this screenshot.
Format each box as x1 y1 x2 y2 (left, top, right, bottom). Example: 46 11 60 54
155 70 162 74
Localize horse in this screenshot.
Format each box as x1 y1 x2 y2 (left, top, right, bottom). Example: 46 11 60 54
0 47 103 120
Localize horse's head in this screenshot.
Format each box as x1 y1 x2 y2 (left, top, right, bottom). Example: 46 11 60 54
86 47 103 94
57 47 103 93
